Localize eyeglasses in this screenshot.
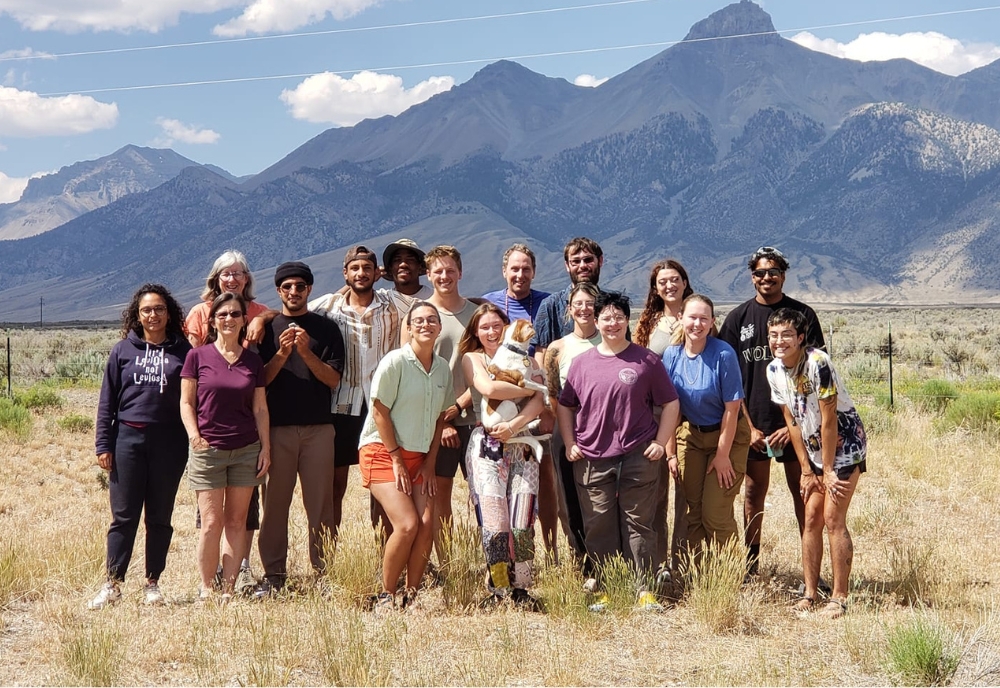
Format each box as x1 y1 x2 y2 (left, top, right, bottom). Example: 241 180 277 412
139 306 167 316
410 317 441 327
215 310 244 320
279 281 309 292
598 314 627 324
570 300 595 309
568 256 597 267
752 268 784 279
767 331 798 343
219 271 246 280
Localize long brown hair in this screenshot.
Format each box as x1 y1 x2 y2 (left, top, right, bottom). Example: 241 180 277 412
634 259 693 347
458 303 510 357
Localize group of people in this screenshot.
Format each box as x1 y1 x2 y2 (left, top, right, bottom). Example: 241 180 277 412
90 237 867 619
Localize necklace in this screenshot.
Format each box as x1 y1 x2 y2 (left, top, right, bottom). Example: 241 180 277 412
681 351 702 387
504 290 532 319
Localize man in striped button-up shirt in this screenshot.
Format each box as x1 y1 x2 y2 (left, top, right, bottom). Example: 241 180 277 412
309 245 402 535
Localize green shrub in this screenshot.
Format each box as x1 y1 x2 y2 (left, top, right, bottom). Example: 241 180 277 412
54 351 106 382
938 392 1000 433
57 414 93 433
857 404 897 437
907 380 959 414
885 616 959 686
15 385 63 410
0 398 31 438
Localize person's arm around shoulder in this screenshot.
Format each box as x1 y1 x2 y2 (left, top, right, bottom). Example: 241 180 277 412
246 309 279 345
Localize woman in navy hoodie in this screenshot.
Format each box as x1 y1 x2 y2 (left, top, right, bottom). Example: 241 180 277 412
90 284 192 609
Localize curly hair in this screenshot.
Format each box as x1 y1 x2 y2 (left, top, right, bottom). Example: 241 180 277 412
458 302 510 357
634 259 693 348
205 293 248 344
120 284 186 341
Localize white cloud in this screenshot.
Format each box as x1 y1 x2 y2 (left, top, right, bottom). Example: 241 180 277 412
0 171 29 203
213 0 384 37
280 71 455 126
0 47 55 61
0 86 118 137
574 74 608 88
0 0 247 32
791 31 1000 77
155 117 220 145
0 0 386 33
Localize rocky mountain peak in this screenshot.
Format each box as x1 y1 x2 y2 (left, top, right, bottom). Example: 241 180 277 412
683 0 777 42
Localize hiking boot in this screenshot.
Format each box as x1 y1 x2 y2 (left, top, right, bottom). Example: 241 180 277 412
235 565 257 596
636 590 664 612
143 581 165 605
88 581 121 610
582 577 599 593
373 591 395 616
587 593 609 613
511 587 542 612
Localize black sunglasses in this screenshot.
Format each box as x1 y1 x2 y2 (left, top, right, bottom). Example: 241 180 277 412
752 268 784 279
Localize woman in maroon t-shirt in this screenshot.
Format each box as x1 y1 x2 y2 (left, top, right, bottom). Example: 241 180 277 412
181 293 271 603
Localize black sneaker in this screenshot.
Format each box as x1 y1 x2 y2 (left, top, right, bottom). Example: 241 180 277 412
252 577 282 600
510 588 542 612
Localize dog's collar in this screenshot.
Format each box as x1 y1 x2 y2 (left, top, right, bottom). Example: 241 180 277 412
502 341 529 357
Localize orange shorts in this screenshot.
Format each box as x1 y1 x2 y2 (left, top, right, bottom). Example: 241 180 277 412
359 443 426 488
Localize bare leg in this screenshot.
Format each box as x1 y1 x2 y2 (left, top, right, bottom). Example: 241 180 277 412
800 490 825 601
196 489 225 591
221 486 253 590
332 465 350 536
537 452 559 564
825 471 860 601
743 458 771 572
406 488 435 590
370 483 420 593
783 461 807 536
433 477 455 559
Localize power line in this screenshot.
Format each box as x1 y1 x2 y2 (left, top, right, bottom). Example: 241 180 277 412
36 4 1000 97
1 0 658 62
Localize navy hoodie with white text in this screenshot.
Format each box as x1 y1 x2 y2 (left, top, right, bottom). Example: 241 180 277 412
95 330 192 455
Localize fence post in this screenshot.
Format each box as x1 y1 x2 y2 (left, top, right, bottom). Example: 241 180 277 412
5 336 10 399
887 321 894 409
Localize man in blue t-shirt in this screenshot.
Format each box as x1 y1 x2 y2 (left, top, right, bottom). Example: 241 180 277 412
482 243 550 323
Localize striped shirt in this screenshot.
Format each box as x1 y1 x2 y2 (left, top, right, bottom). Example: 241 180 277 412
309 290 401 416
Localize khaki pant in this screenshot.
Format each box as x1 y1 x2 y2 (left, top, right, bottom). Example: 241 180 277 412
259 424 336 578
677 416 751 551
572 447 661 576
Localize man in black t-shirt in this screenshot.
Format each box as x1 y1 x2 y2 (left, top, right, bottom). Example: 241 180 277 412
719 247 824 577
257 261 345 592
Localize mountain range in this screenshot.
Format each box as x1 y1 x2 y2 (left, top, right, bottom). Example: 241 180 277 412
3 0 1000 321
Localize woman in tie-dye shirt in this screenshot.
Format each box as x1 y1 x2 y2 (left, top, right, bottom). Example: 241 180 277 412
766 308 867 620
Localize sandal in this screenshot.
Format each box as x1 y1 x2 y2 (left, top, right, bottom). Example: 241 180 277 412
792 596 814 612
819 598 847 619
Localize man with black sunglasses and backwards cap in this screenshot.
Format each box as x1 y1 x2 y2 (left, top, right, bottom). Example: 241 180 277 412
719 246 825 579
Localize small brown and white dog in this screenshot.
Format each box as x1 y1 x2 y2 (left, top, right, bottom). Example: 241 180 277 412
481 319 550 462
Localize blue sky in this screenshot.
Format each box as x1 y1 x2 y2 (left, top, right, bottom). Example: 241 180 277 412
2 0 1000 200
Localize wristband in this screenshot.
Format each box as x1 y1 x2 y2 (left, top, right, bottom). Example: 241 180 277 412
385 445 399 454
667 454 678 461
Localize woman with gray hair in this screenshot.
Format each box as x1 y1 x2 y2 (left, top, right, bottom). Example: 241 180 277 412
185 249 269 347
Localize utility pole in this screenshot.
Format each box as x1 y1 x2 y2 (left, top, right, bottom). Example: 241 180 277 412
39 297 43 328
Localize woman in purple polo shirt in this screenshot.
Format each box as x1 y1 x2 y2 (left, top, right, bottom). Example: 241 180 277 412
180 293 271 604
557 291 680 611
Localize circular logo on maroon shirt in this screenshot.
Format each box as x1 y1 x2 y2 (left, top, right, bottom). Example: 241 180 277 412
618 368 638 385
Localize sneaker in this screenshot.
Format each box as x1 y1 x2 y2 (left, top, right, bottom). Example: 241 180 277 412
511 587 542 612
400 587 419 610
373 591 395 616
582 577 599 593
252 577 280 601
213 566 224 592
88 581 121 610
235 566 257 596
143 581 165 605
636 590 664 612
654 565 672 590
587 592 609 613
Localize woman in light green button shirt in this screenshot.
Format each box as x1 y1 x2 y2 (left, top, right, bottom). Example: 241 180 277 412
358 302 453 612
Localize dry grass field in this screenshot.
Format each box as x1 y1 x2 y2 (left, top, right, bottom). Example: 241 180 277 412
2 307 1000 686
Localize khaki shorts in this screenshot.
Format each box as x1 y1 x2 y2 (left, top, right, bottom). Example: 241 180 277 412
188 441 262 491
